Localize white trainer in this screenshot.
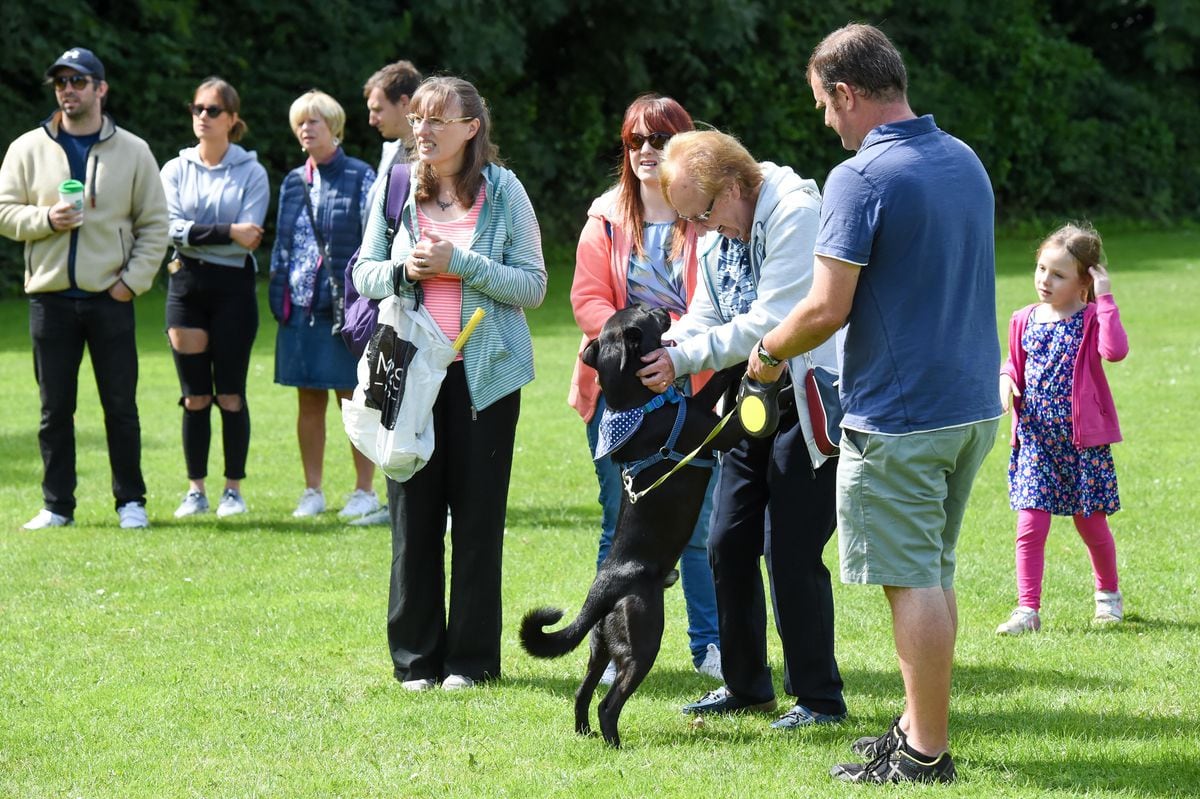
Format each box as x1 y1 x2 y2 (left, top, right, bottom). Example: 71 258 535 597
599 661 617 686
348 504 390 526
338 489 380 519
996 606 1041 635
1093 590 1124 624
22 509 73 530
695 643 724 681
292 488 326 518
117 502 149 529
174 491 209 518
216 488 247 518
401 678 437 692
442 674 476 691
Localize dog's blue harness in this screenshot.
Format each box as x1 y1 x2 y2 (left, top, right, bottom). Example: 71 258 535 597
594 386 717 503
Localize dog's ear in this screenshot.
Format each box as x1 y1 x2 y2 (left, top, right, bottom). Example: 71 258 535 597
581 338 600 368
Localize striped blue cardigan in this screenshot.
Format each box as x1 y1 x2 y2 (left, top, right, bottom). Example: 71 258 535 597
352 163 547 411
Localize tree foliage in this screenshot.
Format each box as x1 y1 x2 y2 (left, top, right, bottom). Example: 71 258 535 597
2 0 1197 287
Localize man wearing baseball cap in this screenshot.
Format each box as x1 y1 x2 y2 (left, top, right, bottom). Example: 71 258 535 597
0 47 168 530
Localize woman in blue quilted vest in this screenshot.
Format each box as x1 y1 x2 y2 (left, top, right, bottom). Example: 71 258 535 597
268 90 381 521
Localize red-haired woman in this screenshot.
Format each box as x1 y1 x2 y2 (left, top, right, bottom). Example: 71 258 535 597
567 94 721 683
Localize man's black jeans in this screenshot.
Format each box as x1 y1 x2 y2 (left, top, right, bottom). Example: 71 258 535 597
29 293 146 517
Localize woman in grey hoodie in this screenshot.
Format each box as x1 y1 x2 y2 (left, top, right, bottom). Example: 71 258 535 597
160 77 269 519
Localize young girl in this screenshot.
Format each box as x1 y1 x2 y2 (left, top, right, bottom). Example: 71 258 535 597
996 223 1129 635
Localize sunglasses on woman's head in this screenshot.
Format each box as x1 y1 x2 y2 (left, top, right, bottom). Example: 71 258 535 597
51 75 92 90
189 104 226 118
628 132 672 151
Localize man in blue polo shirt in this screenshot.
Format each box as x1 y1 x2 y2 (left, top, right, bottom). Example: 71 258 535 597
747 24 1001 783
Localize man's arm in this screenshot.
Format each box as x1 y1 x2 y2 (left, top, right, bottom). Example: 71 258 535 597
119 142 170 296
747 254 860 382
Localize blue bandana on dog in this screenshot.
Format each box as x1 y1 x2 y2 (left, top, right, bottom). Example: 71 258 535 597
594 386 682 461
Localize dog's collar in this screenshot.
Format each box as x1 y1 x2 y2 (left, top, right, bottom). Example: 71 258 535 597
593 387 682 461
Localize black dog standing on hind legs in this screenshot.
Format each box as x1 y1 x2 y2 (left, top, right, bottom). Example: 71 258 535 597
519 305 744 748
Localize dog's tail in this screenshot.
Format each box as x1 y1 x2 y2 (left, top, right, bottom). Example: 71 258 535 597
519 605 596 659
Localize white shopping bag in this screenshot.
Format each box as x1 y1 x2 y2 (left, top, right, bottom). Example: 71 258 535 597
342 294 457 482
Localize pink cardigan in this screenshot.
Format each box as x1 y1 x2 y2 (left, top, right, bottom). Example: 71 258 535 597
1001 294 1128 449
567 190 703 422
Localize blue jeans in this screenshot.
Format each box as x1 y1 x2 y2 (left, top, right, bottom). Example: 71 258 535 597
585 394 720 665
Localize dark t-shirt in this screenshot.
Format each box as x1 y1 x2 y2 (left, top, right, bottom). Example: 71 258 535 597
56 129 100 296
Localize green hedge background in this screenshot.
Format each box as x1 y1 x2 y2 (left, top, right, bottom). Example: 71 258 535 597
2 0 1198 290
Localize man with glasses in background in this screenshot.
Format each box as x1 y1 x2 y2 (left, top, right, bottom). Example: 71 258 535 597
0 47 168 530
635 130 848 734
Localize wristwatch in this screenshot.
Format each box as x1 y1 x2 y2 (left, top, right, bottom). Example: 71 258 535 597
756 339 782 367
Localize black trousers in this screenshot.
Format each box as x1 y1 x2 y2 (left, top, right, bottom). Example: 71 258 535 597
708 403 845 714
386 363 520 683
29 293 145 516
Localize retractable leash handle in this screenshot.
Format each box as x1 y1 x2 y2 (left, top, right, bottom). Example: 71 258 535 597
737 375 785 438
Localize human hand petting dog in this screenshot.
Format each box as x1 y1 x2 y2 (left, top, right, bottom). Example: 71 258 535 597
637 347 676 393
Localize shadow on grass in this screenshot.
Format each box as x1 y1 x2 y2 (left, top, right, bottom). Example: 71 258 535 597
505 504 596 531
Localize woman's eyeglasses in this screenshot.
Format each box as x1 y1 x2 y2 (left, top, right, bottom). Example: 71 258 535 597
51 75 92 90
405 114 474 132
189 104 226 118
627 132 672 151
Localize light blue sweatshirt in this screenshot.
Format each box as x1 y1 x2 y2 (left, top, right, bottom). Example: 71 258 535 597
160 143 270 268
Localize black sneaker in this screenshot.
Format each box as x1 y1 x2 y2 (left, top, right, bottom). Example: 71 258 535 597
681 685 777 715
850 716 902 758
831 738 957 784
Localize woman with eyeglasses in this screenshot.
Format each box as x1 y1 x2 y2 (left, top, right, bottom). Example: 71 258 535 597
353 76 546 690
160 77 269 519
567 94 723 684
268 89 382 521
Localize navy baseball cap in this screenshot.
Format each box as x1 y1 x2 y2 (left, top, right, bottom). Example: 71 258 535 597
45 47 106 81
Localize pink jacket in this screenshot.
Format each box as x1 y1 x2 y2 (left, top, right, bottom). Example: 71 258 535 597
568 189 702 422
1001 294 1128 449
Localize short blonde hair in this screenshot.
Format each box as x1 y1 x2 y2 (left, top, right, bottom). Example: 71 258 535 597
660 130 762 200
288 89 345 142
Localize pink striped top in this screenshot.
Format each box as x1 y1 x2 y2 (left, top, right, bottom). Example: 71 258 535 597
416 185 485 358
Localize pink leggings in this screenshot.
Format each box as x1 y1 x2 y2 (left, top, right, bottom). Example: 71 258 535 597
1015 508 1119 610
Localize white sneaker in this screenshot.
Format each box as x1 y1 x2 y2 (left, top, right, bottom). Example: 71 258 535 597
1093 590 1124 624
216 488 247 518
442 674 476 691
173 491 209 518
117 502 149 529
401 678 437 692
22 509 73 530
695 643 723 681
599 661 617 686
292 488 325 518
338 489 380 519
996 606 1041 635
348 504 390 526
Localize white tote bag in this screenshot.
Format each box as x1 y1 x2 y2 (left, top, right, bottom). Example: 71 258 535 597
342 294 457 482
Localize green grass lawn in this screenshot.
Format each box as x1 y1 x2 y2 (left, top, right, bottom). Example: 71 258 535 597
1 229 1198 798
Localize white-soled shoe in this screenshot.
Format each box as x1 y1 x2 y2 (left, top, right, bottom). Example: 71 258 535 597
292 488 326 518
996 606 1041 635
216 488 247 518
599 661 617 686
174 491 209 518
442 674 476 691
117 502 149 529
22 509 73 530
1093 590 1124 624
695 643 724 681
348 504 390 526
338 489 380 519
401 678 437 692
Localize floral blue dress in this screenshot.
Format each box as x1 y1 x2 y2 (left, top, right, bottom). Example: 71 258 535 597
1009 309 1120 516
